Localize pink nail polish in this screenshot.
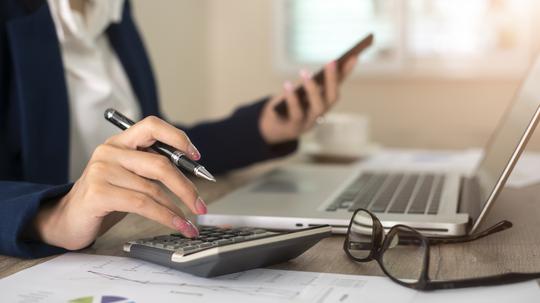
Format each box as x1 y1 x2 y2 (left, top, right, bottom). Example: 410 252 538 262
187 143 201 161
284 81 293 92
300 69 312 80
172 216 199 238
172 216 188 230
186 219 199 238
195 197 207 215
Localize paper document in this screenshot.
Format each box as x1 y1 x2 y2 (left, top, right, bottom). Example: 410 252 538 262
0 253 415 303
1 253 539 302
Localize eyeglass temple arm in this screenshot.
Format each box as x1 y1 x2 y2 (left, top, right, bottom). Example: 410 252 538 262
426 220 513 245
424 271 540 290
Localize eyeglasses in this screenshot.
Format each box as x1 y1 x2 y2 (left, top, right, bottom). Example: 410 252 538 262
343 208 540 290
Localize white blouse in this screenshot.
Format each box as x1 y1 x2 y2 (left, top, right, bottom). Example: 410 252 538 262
47 0 142 181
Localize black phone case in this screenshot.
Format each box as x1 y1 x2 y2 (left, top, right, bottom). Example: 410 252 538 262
274 34 374 118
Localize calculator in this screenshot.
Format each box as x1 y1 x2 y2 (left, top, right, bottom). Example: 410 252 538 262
123 225 331 277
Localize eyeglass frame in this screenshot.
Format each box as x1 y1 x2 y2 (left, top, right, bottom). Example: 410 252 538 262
343 208 540 290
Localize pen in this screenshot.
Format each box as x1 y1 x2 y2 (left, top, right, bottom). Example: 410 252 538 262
104 108 216 182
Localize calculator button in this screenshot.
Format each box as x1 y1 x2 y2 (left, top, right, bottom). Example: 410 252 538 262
215 239 233 246
182 246 198 252
232 236 246 242
201 226 218 231
172 243 187 249
244 234 266 240
171 233 190 239
199 243 215 249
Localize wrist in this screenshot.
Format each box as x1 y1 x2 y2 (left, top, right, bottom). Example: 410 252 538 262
33 193 69 248
259 118 278 144
259 119 295 145
259 100 292 145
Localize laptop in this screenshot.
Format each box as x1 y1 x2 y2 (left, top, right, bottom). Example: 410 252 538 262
198 55 540 237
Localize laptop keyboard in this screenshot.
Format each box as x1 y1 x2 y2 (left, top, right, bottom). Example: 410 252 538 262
326 173 445 214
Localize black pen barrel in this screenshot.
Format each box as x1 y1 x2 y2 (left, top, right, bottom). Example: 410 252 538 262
151 142 197 172
104 108 215 182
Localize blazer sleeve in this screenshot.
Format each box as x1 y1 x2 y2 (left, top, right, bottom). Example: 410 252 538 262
0 181 72 258
177 97 298 174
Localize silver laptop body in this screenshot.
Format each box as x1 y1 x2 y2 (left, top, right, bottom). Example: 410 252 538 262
199 55 540 236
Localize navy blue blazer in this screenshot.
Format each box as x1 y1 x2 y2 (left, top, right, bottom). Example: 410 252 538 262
0 0 297 258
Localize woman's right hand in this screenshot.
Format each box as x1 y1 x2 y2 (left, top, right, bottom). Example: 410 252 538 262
33 116 206 250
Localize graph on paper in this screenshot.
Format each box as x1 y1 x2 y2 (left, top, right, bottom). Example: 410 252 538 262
1 253 537 303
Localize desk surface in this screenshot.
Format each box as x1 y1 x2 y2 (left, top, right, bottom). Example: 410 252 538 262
2 160 540 280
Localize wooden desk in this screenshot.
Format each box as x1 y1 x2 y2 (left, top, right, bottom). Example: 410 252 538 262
2 160 540 281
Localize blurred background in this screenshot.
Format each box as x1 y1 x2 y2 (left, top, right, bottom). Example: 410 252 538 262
131 0 540 150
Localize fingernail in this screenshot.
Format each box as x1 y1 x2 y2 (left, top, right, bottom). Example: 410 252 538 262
283 81 293 92
172 216 199 238
172 216 189 233
186 219 199 238
187 143 201 161
328 60 336 70
300 69 311 80
195 197 207 215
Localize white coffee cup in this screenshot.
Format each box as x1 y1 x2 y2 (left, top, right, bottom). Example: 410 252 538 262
304 113 376 159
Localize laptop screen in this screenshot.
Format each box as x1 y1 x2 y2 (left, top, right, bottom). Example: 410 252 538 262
473 56 540 226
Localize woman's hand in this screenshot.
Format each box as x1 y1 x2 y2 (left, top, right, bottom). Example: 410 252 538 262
33 116 205 250
259 57 358 144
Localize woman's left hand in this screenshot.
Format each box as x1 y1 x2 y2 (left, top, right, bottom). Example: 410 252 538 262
259 57 358 144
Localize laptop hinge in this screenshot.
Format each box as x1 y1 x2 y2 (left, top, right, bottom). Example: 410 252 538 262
458 176 481 221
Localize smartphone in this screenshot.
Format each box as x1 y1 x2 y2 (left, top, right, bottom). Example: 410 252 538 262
274 33 374 118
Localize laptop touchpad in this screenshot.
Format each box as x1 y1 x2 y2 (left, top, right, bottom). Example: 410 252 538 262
251 177 315 194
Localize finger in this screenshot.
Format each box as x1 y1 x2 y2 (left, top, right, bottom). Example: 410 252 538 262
301 70 325 128
101 164 187 219
342 56 358 79
284 81 303 124
324 61 339 105
106 116 201 161
98 184 199 238
92 145 205 215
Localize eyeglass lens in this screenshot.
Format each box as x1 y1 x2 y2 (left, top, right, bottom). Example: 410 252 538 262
347 210 427 284
347 210 376 260
380 226 426 283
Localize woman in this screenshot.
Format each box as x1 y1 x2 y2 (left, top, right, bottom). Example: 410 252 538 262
0 0 357 258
